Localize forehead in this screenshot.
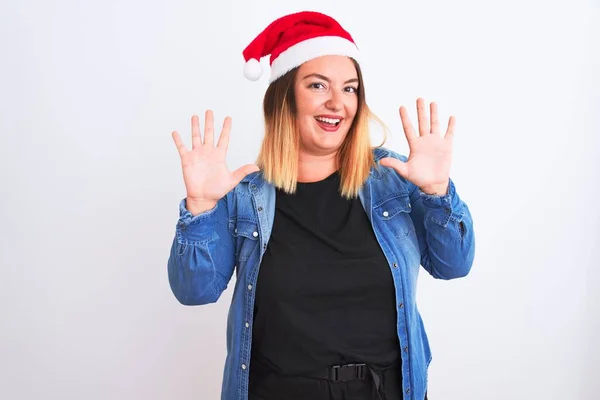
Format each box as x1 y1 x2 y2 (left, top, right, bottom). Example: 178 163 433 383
297 55 358 80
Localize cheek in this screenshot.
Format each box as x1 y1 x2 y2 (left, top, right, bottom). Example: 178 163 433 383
297 98 320 116
345 99 358 122
297 117 312 137
294 87 318 113
295 97 320 128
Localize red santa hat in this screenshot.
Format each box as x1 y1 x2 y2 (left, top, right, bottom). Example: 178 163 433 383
242 11 360 83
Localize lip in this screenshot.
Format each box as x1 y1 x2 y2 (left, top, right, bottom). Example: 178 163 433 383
315 114 344 120
314 115 343 132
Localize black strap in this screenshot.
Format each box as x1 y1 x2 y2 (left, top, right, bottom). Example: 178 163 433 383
328 363 367 381
315 363 386 400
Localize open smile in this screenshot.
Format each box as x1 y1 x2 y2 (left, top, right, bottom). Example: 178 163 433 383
314 116 343 132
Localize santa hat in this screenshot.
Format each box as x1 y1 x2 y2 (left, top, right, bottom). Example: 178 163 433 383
242 11 360 83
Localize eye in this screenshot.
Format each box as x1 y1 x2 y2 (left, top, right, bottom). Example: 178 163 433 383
309 82 326 90
345 86 358 93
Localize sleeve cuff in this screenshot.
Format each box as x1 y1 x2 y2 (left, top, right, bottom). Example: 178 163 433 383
176 198 219 242
178 198 218 224
419 179 465 226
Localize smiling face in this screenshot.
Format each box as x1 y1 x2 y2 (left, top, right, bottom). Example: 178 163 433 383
293 55 359 157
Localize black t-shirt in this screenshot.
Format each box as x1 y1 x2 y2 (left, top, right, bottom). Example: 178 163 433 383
249 170 401 384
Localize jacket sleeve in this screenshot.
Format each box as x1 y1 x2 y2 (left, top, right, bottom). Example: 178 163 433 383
408 177 476 280
167 193 236 305
385 150 475 280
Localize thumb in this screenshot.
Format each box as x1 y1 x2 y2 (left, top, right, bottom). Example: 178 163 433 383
232 164 261 185
379 157 408 179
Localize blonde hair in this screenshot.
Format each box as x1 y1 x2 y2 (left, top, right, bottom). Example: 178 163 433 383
255 58 388 199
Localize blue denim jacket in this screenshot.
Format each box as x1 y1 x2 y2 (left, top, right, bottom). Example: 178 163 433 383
168 147 475 400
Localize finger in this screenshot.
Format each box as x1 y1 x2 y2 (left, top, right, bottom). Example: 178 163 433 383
379 157 408 179
430 102 440 134
444 116 456 140
191 115 201 149
217 116 232 150
232 164 260 185
399 106 417 142
204 110 214 147
172 131 188 156
417 98 429 137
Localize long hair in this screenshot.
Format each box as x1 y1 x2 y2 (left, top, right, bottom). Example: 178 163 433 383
255 58 387 199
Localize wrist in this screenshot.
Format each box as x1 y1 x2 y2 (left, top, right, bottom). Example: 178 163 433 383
186 197 217 215
420 183 449 196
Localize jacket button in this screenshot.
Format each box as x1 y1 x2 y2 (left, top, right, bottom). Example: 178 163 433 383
404 346 408 352
252 231 258 237
258 207 263 212
392 263 398 268
382 211 389 217
245 322 250 328
248 285 252 290
398 303 404 308
405 388 410 394
241 364 247 370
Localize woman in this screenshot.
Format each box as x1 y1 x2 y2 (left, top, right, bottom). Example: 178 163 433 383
168 11 475 400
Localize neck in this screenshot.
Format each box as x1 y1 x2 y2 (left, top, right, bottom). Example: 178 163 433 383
297 150 338 183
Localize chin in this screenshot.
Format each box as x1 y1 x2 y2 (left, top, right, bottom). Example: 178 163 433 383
299 121 350 153
311 133 349 154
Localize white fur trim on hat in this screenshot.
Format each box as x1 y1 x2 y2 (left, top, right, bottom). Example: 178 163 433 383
269 36 360 83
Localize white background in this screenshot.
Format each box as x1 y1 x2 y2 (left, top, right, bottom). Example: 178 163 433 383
1 0 598 399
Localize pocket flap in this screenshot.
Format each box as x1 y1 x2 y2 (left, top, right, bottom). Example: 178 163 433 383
373 193 412 220
228 218 260 240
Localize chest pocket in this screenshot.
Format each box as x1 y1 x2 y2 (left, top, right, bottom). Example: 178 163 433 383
228 217 260 262
373 193 415 240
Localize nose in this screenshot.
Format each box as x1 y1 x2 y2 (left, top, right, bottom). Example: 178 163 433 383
326 90 342 112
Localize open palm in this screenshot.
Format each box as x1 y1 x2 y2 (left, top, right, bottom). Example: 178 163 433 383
172 110 259 206
380 98 454 195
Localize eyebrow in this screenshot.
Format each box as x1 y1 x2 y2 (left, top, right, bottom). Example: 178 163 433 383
301 73 359 84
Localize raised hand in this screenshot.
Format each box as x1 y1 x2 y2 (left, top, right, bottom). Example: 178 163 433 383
172 110 260 214
379 98 454 195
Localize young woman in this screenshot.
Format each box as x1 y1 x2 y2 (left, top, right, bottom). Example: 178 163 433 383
168 11 475 400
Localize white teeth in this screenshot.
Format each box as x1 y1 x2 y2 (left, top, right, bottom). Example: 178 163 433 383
315 116 341 125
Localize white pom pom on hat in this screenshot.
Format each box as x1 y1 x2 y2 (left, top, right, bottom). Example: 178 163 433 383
242 11 360 83
243 58 263 81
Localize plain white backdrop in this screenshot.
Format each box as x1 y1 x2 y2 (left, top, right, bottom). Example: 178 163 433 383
1 0 598 399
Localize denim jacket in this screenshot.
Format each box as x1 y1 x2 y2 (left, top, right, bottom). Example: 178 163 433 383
168 147 475 400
